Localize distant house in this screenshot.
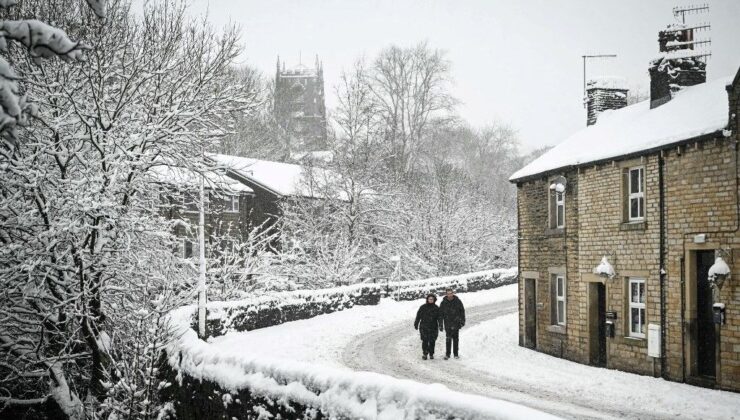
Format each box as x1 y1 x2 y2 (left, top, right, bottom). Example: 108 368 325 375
151 153 343 259
509 32 740 391
149 163 256 259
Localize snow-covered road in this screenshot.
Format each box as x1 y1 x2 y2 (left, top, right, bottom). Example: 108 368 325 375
341 301 619 419
209 285 740 419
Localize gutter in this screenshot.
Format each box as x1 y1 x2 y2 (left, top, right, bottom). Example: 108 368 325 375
509 130 724 185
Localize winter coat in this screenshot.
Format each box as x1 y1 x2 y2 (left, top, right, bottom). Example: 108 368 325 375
440 295 466 331
414 303 442 339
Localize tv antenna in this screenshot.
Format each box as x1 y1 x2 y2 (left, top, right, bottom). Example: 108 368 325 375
581 54 617 99
673 4 709 24
662 4 711 62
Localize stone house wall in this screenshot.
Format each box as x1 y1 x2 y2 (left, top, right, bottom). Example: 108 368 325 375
515 74 740 391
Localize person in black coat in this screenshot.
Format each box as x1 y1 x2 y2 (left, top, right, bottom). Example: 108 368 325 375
414 293 442 360
439 287 465 359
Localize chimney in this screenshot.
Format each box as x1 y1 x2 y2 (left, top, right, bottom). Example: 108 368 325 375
649 27 707 109
585 77 629 126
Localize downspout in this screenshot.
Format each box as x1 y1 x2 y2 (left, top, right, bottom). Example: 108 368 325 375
517 185 522 347
659 153 667 378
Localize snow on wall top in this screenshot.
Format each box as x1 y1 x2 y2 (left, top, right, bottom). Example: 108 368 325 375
207 153 339 199
510 76 732 182
587 76 628 91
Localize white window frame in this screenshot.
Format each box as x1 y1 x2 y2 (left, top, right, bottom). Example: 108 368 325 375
628 167 644 222
628 278 646 338
555 275 566 326
225 194 239 213
555 191 565 228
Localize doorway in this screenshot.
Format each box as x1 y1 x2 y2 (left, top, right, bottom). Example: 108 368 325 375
524 278 537 349
589 282 607 367
696 250 716 378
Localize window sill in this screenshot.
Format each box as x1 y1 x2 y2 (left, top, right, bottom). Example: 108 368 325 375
546 325 567 335
617 336 647 348
544 228 565 237
620 221 647 231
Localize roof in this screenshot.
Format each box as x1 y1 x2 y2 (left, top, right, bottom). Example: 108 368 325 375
207 153 341 199
510 75 732 182
149 164 254 194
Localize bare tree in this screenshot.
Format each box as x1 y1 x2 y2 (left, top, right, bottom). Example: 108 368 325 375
367 42 456 179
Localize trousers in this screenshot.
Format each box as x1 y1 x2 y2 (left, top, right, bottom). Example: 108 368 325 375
445 328 459 356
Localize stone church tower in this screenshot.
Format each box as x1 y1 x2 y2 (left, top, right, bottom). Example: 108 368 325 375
274 55 328 154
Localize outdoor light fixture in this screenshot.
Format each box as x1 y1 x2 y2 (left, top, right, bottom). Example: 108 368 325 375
593 255 616 279
549 176 567 193
708 254 731 291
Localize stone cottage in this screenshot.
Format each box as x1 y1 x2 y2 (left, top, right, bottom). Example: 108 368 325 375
509 54 740 390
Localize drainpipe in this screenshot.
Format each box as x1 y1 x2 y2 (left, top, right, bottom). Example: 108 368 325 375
659 153 667 378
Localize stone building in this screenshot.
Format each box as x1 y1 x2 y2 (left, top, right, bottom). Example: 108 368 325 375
274 56 328 153
153 153 339 258
509 51 740 389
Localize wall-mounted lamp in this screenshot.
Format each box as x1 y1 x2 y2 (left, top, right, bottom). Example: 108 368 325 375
708 254 731 291
549 176 567 193
593 255 616 279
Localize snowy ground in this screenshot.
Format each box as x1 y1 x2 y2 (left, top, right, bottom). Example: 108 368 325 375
209 285 740 419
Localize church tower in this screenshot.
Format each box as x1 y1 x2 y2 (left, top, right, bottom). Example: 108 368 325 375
274 55 328 154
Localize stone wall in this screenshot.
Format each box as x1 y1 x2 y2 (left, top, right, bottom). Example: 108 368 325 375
515 73 740 391
577 156 661 376
517 171 583 362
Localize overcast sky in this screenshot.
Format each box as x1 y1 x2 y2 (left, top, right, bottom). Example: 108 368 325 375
187 0 740 152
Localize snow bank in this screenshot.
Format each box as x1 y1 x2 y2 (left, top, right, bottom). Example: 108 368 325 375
162 270 536 419
164 300 557 419
510 76 731 181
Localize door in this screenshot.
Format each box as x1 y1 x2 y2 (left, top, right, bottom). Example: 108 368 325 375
524 278 537 349
696 250 716 378
596 283 607 367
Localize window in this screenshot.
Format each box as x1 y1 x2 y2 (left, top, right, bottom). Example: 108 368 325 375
548 180 566 229
552 274 566 326
628 278 646 338
628 167 644 221
555 191 565 228
182 238 199 259
224 195 239 213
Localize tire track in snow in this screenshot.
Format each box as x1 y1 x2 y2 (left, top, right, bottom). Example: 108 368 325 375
342 300 670 420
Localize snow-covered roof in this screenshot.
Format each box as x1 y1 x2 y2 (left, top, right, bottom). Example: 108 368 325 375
148 164 254 194
510 76 732 182
207 153 340 199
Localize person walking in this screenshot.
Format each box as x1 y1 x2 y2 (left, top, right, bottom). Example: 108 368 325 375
414 293 442 360
439 287 465 360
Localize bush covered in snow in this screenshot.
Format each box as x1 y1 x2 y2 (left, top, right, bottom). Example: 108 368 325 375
203 284 382 336
191 268 516 337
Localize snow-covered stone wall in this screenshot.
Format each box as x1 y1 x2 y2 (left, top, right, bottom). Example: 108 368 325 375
162 269 523 419
191 268 517 337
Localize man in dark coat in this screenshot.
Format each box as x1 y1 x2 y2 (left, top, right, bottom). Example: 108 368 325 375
439 287 465 359
414 294 442 360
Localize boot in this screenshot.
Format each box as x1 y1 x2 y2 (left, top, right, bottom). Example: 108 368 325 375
429 354 434 360
422 354 428 360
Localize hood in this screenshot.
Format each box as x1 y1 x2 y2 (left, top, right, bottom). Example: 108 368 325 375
425 293 438 303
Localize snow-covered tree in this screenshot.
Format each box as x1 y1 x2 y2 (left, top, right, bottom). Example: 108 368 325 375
0 0 253 417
